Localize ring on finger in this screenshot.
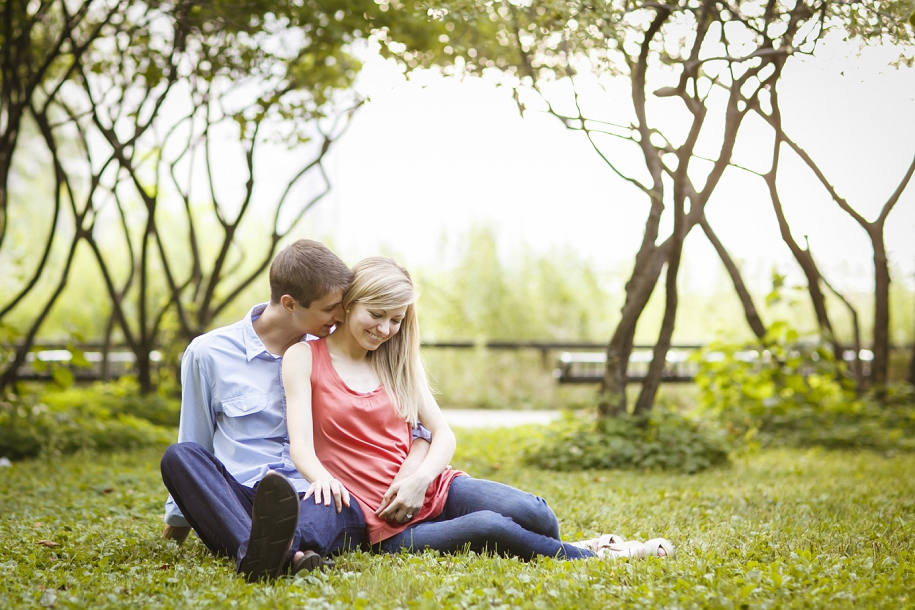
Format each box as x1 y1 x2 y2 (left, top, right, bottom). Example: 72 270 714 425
405 513 413 520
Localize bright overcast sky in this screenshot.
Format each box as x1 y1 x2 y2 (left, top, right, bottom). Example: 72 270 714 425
262 32 915 297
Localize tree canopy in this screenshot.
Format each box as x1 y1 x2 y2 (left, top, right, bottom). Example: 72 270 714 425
397 0 914 412
0 0 452 391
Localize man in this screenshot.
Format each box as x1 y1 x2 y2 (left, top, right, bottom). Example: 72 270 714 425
160 239 429 581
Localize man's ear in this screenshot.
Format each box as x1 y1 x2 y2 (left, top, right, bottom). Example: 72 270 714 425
280 295 297 312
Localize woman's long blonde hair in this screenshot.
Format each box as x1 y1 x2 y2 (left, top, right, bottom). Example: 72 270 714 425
342 257 426 426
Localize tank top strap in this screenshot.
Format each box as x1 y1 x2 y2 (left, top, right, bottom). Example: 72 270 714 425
308 338 332 381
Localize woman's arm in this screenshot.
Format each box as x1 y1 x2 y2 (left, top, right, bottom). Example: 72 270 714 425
376 384 457 522
283 342 351 512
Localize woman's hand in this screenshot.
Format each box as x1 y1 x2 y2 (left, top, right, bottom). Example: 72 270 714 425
304 477 351 513
375 475 429 524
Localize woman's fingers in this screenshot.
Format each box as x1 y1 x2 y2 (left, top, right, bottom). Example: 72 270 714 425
306 478 348 510
377 499 417 523
321 480 332 506
376 497 402 520
375 484 400 516
329 480 344 511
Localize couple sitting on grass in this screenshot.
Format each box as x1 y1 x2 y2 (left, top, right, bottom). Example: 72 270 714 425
160 240 672 582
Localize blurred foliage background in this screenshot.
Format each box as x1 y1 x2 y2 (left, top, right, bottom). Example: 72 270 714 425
1 0 914 471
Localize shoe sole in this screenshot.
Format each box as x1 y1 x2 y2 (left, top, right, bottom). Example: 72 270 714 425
237 471 300 582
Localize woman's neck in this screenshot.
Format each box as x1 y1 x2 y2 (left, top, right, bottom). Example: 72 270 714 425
325 324 370 361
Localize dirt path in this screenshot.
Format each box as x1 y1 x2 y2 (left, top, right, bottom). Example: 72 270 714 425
441 409 561 429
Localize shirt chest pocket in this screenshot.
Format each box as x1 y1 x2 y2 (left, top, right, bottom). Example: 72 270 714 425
220 393 280 438
222 393 268 417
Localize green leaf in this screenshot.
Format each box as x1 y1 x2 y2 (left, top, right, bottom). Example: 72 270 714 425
51 366 75 389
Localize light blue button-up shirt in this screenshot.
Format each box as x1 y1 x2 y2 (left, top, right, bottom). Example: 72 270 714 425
164 303 310 526
164 303 430 527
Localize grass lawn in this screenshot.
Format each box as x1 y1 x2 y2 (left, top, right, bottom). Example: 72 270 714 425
2 425 913 609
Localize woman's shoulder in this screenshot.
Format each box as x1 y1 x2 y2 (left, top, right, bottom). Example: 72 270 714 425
283 340 317 366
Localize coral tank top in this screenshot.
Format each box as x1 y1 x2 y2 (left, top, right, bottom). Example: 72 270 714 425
308 338 462 544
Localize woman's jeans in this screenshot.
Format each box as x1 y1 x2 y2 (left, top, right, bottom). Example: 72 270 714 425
378 476 596 560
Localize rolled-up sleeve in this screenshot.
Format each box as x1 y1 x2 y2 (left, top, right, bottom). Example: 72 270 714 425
164 345 216 526
411 422 432 442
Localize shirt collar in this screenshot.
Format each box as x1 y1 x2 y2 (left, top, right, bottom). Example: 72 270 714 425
243 303 271 362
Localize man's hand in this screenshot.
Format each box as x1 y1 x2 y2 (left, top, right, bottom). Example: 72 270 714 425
376 476 429 524
162 525 191 544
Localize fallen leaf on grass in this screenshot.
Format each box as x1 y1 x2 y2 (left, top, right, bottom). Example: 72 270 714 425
37 540 60 547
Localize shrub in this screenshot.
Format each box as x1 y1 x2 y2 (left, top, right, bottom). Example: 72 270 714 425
0 387 176 461
694 321 915 452
523 408 731 474
745 390 915 452
38 377 181 427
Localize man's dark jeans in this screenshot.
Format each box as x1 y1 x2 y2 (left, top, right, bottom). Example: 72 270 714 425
161 442 366 569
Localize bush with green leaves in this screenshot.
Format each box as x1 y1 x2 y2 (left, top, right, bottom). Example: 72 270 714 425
38 377 181 428
0 382 177 461
694 321 915 452
523 408 731 474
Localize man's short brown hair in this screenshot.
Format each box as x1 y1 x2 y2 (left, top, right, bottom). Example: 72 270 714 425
269 240 352 306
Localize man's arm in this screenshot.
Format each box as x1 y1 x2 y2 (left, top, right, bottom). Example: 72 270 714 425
390 435 431 485
162 345 217 539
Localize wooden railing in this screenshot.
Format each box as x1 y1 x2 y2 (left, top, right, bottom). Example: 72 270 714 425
7 341 902 384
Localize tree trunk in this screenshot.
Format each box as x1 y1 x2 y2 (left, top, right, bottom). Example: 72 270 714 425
599 243 667 416
598 7 670 418
870 230 891 387
764 132 840 359
908 305 915 386
774 221 838 354
0 147 12 252
136 341 153 394
820 273 863 387
138 216 154 394
701 214 766 341
635 198 687 415
101 311 116 381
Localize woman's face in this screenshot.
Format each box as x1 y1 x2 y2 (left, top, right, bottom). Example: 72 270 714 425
346 302 408 351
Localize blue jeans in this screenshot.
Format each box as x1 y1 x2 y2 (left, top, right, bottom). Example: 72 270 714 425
378 476 596 560
160 443 366 568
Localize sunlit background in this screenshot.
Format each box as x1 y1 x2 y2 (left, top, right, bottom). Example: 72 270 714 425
278 33 915 301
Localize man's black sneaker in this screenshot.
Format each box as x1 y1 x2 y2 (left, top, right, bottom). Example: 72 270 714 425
237 471 299 582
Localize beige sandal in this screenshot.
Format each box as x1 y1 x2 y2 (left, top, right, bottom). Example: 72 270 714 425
597 538 674 559
569 533 626 553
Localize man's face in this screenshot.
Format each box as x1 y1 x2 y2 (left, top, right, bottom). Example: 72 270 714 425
293 288 345 337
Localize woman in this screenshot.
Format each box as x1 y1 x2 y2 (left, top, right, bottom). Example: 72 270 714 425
283 257 672 560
